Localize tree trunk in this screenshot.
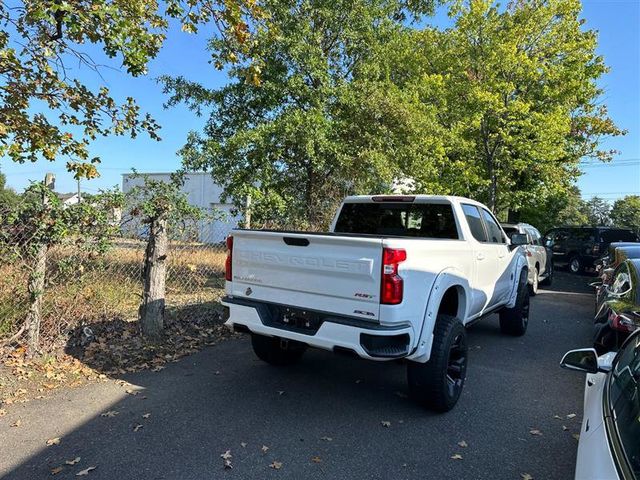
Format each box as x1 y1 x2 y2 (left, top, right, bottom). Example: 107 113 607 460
140 217 168 339
26 243 47 355
489 173 497 213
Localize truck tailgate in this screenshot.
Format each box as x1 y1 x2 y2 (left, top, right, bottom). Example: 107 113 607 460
229 230 383 321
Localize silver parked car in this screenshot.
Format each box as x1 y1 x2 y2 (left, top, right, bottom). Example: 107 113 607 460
502 222 553 294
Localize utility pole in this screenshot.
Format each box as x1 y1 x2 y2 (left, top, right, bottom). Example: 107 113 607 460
77 177 81 203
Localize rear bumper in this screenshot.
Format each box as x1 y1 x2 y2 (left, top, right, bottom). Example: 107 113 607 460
222 296 415 361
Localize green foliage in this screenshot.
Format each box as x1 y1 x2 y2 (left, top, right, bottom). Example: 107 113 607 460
518 186 588 233
162 0 440 228
0 1 265 178
125 171 208 236
610 195 640 232
415 0 624 212
0 170 19 208
164 0 623 226
0 183 124 260
582 196 611 226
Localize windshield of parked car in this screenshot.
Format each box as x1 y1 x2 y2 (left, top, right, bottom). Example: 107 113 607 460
610 333 640 475
334 202 459 239
601 230 639 243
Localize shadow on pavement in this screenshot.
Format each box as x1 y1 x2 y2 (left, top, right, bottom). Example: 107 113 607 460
0 273 594 480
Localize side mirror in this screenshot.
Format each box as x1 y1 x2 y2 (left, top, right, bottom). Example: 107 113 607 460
510 233 528 247
560 348 611 374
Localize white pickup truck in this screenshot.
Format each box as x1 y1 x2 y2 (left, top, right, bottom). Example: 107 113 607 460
222 195 530 411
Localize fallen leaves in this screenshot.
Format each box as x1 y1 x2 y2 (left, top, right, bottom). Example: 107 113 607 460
100 410 119 418
381 420 391 428
269 461 283 470
311 456 322 463
50 466 64 475
261 445 269 454
46 437 61 446
521 474 534 480
125 389 139 396
320 436 333 442
566 413 576 419
240 442 247 448
133 424 143 432
450 454 463 460
10 419 21 427
142 413 151 419
66 457 81 465
572 434 580 441
457 440 468 448
529 429 542 436
221 450 233 469
562 425 569 431
76 466 96 476
0 409 6 417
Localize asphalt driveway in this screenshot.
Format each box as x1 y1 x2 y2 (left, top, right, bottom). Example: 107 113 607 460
0 272 595 480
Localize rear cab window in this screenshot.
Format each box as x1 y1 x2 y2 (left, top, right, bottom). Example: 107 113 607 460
503 226 518 239
334 202 459 239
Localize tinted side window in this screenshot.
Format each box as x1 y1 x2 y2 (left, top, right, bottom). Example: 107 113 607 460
610 334 640 476
462 205 487 242
611 263 632 295
480 209 505 244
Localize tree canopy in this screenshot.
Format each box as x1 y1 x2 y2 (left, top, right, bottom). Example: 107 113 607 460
0 170 19 208
164 0 624 227
412 0 624 212
0 0 265 179
610 195 640 232
164 0 441 228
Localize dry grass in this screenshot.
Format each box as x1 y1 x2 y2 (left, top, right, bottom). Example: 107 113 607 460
0 241 227 349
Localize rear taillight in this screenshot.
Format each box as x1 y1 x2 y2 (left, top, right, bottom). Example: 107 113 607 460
225 235 233 281
381 248 406 305
609 311 637 333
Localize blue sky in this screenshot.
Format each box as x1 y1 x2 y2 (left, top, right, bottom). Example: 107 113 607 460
2 0 639 201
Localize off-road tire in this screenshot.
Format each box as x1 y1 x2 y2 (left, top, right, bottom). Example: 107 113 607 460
500 273 530 336
251 334 306 366
407 315 468 412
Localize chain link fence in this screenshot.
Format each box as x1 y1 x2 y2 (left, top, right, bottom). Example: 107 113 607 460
0 203 231 350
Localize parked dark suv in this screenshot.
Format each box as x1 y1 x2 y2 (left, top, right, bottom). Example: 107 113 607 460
544 227 639 274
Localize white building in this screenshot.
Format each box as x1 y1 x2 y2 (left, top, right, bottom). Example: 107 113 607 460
121 172 241 243
57 192 81 206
